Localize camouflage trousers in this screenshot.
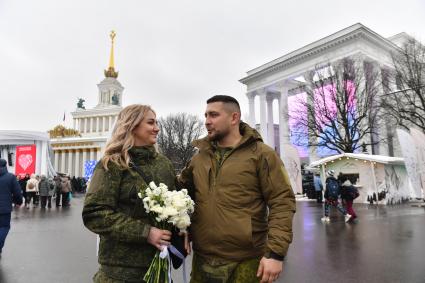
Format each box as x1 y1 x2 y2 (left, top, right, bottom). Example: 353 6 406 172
93 268 147 283
190 253 261 283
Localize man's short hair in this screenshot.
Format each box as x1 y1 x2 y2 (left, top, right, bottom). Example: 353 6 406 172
207 95 241 113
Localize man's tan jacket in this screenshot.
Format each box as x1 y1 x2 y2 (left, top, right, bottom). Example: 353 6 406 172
179 122 296 261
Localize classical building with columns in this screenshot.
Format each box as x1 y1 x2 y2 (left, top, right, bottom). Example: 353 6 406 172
50 31 123 177
240 23 410 163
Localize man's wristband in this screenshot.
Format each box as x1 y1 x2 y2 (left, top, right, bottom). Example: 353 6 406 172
264 251 284 261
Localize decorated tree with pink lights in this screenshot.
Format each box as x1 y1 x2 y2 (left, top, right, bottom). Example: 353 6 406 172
289 57 384 154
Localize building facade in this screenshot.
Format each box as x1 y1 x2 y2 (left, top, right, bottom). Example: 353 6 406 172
240 23 410 163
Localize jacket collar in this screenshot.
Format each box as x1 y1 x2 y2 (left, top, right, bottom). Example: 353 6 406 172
192 122 263 152
129 146 158 164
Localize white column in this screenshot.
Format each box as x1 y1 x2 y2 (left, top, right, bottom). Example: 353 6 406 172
73 119 76 130
102 116 106 133
60 151 66 173
246 92 256 127
53 151 58 172
277 84 290 146
67 150 73 176
82 150 87 177
74 150 80 177
85 118 89 133
96 117 100 133
89 149 94 161
258 89 268 144
109 116 113 132
266 94 275 150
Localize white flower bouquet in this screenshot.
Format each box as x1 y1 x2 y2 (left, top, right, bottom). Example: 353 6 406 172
139 181 194 283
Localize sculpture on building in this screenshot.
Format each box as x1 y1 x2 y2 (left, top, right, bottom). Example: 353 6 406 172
48 125 81 138
111 93 119 105
77 98 86 109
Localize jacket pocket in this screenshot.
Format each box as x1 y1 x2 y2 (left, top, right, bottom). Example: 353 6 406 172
214 207 253 250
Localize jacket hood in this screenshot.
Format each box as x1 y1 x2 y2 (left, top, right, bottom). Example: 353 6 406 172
192 122 263 151
0 159 7 176
0 166 7 176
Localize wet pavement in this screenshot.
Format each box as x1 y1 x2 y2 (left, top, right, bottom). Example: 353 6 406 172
2 195 425 283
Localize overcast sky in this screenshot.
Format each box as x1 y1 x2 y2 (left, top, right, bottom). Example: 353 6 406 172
1 0 424 132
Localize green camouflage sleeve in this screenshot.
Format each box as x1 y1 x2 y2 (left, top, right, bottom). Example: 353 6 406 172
82 162 151 243
258 148 296 258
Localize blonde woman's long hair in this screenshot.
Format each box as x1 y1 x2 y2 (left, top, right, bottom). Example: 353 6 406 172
102 104 155 170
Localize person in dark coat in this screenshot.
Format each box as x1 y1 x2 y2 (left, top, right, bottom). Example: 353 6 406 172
53 175 62 207
0 158 23 256
341 180 359 221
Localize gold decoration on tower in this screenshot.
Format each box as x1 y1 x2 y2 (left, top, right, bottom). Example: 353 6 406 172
104 30 119 78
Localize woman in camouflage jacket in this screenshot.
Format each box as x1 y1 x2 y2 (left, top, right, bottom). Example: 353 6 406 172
82 104 177 283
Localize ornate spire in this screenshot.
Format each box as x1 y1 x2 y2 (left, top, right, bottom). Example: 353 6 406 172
104 30 119 78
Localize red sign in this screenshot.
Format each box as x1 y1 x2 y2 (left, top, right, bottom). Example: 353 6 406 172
15 145 36 177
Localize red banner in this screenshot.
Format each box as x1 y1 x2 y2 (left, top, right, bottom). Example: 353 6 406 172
15 145 36 177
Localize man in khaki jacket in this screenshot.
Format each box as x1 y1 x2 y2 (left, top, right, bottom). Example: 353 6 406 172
179 95 296 283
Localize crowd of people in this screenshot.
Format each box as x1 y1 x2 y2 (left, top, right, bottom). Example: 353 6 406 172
16 174 87 209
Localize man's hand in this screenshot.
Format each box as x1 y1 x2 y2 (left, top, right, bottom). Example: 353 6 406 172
256 257 283 283
147 227 171 250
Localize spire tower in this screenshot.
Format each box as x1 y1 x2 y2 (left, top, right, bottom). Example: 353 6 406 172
104 30 118 78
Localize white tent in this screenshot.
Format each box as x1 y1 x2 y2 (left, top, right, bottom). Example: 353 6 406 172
309 153 413 205
0 130 56 177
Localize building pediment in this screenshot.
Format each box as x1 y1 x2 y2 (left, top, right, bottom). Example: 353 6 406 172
240 23 401 86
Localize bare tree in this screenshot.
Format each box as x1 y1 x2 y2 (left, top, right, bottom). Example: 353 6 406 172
157 113 204 171
289 58 383 154
383 37 425 132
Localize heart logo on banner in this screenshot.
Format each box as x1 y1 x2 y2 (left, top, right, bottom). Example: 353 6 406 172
18 154 33 170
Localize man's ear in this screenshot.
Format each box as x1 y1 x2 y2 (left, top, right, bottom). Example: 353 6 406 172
231 112 241 125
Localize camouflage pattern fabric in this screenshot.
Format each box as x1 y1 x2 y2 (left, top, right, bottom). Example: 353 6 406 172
93 268 148 283
214 146 233 175
82 146 176 282
190 253 261 283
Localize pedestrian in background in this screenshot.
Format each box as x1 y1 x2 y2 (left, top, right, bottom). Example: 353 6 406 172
25 174 39 209
0 158 23 257
17 175 27 205
53 175 62 207
61 176 72 207
341 179 359 221
321 170 351 223
38 175 55 209
313 173 323 203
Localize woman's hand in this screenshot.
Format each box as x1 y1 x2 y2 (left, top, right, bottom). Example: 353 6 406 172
147 227 172 250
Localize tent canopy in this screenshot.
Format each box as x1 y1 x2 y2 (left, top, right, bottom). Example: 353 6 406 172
0 130 49 144
309 153 404 168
